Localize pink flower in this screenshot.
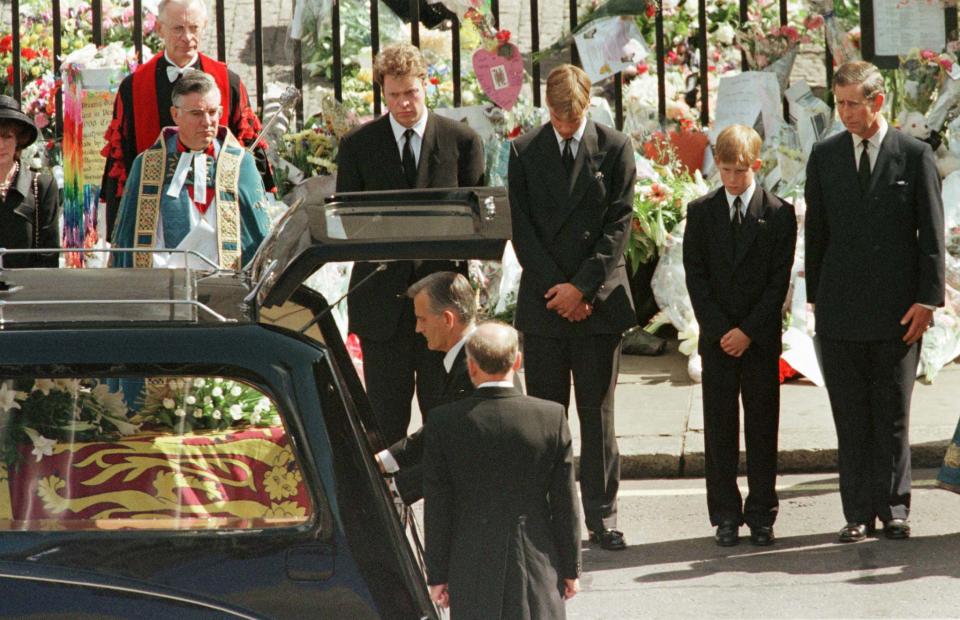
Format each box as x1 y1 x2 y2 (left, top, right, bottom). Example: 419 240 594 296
940 58 953 70
755 53 769 67
782 26 800 42
921 49 937 60
770 26 781 37
804 14 825 30
34 113 49 129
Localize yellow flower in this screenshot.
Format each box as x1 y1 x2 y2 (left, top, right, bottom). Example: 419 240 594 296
263 501 306 519
356 68 373 84
263 465 302 501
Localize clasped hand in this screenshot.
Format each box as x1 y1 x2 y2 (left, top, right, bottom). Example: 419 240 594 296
545 283 592 322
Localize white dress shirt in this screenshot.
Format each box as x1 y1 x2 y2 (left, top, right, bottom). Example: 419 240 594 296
552 116 588 158
725 180 756 222
852 114 888 173
389 112 428 166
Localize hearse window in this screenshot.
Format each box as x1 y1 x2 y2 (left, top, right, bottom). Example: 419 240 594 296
0 377 313 531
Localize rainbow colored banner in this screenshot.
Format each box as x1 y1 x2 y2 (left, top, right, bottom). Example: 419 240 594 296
61 66 126 268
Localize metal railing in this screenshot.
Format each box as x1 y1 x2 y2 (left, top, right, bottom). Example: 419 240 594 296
3 0 831 138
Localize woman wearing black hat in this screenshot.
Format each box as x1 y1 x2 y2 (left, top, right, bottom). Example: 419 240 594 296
0 95 59 267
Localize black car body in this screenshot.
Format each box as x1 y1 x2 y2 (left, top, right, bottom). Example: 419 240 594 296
0 187 509 619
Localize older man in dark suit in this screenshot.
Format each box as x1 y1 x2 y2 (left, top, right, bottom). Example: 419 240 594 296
424 322 580 618
374 271 476 504
336 43 485 447
509 64 637 551
805 60 945 543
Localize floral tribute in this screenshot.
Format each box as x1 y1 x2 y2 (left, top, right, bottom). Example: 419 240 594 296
136 377 281 434
0 380 139 467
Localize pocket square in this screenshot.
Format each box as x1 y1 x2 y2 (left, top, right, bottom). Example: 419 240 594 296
892 179 908 186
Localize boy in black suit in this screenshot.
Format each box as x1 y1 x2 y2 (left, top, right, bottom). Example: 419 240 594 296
684 125 797 546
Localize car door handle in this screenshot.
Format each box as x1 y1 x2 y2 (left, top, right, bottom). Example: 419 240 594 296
286 543 335 581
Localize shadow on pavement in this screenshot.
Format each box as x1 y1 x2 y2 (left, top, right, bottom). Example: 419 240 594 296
601 532 960 585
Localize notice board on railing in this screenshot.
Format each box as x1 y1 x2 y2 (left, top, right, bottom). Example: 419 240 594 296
861 0 958 68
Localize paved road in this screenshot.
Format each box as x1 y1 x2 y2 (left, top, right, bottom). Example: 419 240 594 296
567 469 960 619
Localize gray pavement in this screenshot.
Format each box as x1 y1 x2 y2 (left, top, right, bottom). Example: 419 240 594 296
552 340 960 479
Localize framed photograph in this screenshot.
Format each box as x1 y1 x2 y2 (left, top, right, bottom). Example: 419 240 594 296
861 0 958 68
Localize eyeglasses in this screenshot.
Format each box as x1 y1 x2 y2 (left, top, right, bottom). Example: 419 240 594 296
177 106 223 120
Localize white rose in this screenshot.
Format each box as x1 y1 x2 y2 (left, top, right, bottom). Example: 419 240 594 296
212 387 223 398
193 378 206 388
270 415 281 427
204 396 213 404
212 410 222 420
230 386 242 397
193 409 204 418
163 398 175 410
185 395 197 405
258 398 271 410
229 405 243 420
174 408 187 417
714 23 736 46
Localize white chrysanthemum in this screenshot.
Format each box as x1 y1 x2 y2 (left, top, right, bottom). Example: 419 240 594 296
212 387 223 398
185 395 197 405
162 398 176 410
230 386 242 397
174 408 187 418
203 396 212 404
193 409 204 418
193 378 206 388
229 404 244 420
212 410 222 420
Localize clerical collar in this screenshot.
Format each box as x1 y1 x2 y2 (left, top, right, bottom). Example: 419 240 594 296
176 139 215 157
164 51 199 71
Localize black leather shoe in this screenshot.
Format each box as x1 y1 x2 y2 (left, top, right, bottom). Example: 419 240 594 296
715 521 740 547
749 526 775 546
838 522 875 543
589 528 627 551
883 518 911 540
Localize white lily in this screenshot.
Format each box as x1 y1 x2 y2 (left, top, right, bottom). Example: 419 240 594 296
23 427 56 462
0 385 21 413
92 383 128 418
32 379 56 396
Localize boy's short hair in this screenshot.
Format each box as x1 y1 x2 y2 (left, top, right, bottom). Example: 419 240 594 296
373 43 428 86
714 125 762 167
545 64 591 121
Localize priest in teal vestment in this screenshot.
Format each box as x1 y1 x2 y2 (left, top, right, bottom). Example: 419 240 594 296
111 70 269 270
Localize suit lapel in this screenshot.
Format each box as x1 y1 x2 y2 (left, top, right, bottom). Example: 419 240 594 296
733 187 767 267
374 114 407 190
568 120 599 212
868 129 904 196
534 125 574 236
711 189 735 265
415 112 442 188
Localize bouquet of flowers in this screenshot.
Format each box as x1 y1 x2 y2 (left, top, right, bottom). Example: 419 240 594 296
897 48 955 114
0 380 139 467
735 21 816 71
627 144 709 272
136 377 281 434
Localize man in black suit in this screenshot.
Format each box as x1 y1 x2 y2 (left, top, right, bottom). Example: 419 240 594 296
805 61 945 543
684 124 797 546
424 322 581 618
509 64 637 551
336 43 484 447
374 271 476 504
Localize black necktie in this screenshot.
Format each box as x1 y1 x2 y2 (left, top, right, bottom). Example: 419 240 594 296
402 128 417 188
562 138 574 178
858 140 871 193
731 196 744 250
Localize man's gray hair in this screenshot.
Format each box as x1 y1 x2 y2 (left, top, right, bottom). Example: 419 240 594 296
466 321 519 375
171 70 219 108
833 60 885 100
406 271 477 325
158 0 208 20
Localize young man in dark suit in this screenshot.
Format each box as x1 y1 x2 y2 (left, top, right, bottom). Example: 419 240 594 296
335 43 485 446
374 271 476 504
509 64 637 551
424 322 581 618
805 60 945 542
684 124 797 547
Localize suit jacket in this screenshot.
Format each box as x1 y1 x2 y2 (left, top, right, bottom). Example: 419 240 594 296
683 186 797 351
805 127 945 340
0 169 60 268
388 347 473 468
424 386 581 620
336 112 485 341
509 120 637 337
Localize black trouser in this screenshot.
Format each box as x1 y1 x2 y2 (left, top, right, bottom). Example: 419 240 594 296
700 340 780 528
523 332 621 532
360 310 446 446
819 336 918 524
